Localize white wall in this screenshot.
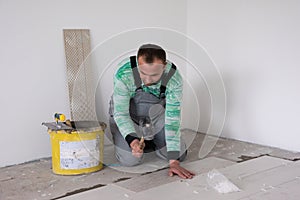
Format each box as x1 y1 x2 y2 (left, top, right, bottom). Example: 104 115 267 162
187 0 300 152
0 0 187 167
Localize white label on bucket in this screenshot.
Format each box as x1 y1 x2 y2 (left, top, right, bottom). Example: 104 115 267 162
59 139 100 169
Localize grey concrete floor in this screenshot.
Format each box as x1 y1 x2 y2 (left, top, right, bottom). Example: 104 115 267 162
1 131 300 200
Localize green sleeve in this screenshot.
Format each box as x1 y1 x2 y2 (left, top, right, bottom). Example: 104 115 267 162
165 69 183 154
112 69 136 139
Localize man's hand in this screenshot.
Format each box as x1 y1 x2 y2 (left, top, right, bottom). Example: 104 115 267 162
130 139 145 158
169 160 195 179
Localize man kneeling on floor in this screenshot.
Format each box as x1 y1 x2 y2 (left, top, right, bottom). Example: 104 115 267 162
109 44 195 179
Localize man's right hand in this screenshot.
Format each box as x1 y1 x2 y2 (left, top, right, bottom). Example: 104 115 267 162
130 139 144 158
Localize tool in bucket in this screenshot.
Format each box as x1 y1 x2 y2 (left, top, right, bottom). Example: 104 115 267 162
42 113 73 131
54 113 66 128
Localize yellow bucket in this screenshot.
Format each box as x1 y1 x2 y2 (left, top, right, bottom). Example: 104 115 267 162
47 121 105 175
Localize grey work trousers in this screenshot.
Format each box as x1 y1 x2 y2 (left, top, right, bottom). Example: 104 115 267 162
109 116 187 167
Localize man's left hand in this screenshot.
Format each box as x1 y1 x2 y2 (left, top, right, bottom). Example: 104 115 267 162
168 160 195 179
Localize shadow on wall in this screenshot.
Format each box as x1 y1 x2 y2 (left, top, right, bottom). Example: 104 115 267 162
181 65 212 135
220 68 258 140
94 54 131 145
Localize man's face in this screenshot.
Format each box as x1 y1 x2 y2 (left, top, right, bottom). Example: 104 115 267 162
137 56 166 86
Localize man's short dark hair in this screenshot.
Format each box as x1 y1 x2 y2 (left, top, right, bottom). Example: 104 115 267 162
137 44 166 63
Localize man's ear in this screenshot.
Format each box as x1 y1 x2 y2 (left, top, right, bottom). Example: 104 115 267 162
137 56 143 65
163 62 167 69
